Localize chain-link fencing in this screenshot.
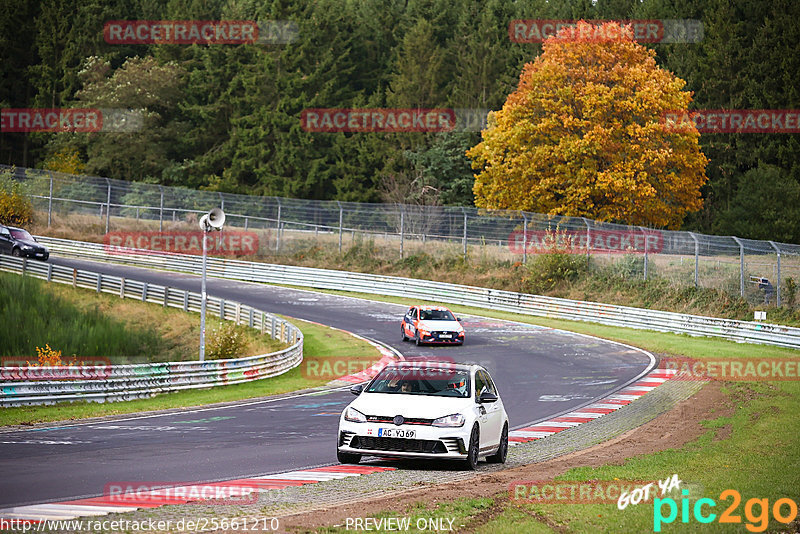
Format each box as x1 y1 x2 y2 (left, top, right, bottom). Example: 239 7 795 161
4 164 799 308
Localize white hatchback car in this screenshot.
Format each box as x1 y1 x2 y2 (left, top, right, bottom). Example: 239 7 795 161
337 362 509 470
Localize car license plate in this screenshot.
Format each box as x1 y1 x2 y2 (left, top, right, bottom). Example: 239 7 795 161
439 334 451 339
378 428 415 438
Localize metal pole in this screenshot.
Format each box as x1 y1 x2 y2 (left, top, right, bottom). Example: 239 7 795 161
769 241 781 306
732 237 744 297
583 217 591 265
336 201 343 253
276 199 282 252
219 192 225 212
159 186 164 232
461 207 467 260
689 232 699 288
199 228 208 362
105 178 111 234
522 213 528 264
47 172 53 226
399 206 405 259
640 227 648 280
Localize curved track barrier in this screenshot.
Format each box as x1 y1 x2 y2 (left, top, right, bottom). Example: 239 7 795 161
34 236 800 349
0 255 303 406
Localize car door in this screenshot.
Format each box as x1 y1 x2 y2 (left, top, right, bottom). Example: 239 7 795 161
477 370 504 449
473 370 493 450
0 227 12 254
403 307 416 336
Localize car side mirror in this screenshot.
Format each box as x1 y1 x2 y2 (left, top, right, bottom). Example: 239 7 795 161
479 391 498 403
350 384 364 396
457 318 462 322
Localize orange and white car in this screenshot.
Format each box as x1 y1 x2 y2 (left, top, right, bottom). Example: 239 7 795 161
401 305 465 346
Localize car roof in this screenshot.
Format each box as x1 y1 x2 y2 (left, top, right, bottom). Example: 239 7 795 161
385 361 476 372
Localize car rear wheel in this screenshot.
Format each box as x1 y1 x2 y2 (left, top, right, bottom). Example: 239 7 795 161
463 425 479 470
487 423 508 464
337 449 361 464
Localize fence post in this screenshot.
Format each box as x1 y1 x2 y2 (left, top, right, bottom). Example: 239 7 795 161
689 232 699 288
522 213 528 265
105 178 111 234
219 192 225 212
336 201 343 253
769 241 781 306
582 217 591 266
461 207 468 260
399 205 405 259
276 199 282 252
639 227 649 280
96 273 102 293
159 186 164 232
47 171 53 227
732 237 744 297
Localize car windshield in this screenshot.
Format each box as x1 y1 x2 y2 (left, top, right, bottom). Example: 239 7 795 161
366 366 470 398
419 309 455 321
10 229 34 241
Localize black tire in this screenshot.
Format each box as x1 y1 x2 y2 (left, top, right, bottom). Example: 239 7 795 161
401 325 408 342
11 248 22 257
337 449 361 464
415 332 421 346
487 423 508 464
463 425 480 470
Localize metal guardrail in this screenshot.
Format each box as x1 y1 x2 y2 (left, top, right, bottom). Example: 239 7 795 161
0 255 303 407
36 236 800 350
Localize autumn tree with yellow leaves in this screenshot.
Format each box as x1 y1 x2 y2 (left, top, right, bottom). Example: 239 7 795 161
468 21 708 229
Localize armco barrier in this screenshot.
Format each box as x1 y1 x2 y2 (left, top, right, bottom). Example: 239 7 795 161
35 236 800 350
0 255 303 406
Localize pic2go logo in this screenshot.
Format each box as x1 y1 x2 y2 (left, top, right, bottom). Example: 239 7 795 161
654 489 798 532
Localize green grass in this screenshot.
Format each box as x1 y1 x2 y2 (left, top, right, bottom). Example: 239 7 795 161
292 287 800 533
0 271 163 358
505 380 800 533
0 314 380 426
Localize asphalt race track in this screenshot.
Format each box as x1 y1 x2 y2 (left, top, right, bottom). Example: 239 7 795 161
0 257 654 508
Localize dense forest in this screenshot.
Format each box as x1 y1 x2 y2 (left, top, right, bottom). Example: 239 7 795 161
1 0 798 242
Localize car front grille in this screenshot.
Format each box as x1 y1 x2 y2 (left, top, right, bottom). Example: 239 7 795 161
365 415 434 426
350 436 448 454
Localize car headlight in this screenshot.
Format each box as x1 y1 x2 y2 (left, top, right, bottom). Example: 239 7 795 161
21 245 33 251
344 407 367 423
432 414 465 427
418 329 430 337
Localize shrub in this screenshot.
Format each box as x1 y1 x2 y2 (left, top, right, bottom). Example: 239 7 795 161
206 322 247 360
785 277 797 309
0 170 34 226
524 251 588 293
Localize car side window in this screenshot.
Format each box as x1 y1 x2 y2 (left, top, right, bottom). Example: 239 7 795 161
0 228 9 238
413 308 418 320
481 371 498 395
474 371 486 400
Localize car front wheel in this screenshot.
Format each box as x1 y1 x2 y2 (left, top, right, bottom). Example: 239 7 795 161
463 425 479 470
487 423 508 464
401 326 408 342
11 248 22 257
337 449 361 464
